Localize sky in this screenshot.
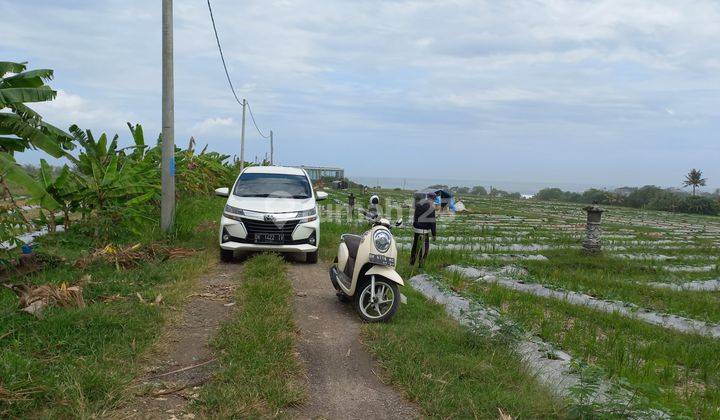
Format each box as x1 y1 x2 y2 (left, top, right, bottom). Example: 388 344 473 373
3 0 719 191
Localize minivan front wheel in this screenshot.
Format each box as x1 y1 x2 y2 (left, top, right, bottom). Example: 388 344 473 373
220 248 234 263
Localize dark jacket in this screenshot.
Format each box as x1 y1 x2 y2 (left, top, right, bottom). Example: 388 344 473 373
413 198 436 236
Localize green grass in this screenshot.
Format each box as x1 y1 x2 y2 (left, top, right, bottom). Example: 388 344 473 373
194 253 304 417
362 286 564 418
315 199 564 418
470 279 720 418
0 196 225 417
319 187 720 417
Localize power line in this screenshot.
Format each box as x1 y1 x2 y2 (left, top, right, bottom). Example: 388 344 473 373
246 101 270 138
206 0 242 106
206 0 272 157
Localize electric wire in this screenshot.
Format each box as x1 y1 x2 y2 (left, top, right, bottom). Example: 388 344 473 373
246 101 271 138
206 0 270 139
206 0 242 106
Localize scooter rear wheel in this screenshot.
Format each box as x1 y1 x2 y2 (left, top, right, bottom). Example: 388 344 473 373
354 276 399 322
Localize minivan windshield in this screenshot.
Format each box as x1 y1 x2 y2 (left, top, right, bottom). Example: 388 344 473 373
233 173 312 199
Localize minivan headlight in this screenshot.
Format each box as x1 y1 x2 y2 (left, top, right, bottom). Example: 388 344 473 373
373 229 392 253
296 207 317 222
224 205 244 221
296 208 317 218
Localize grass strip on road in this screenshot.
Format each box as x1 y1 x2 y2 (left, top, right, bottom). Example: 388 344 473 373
194 254 304 417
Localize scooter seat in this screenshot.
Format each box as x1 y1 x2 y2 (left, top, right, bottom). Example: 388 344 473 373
342 234 362 259
341 234 362 278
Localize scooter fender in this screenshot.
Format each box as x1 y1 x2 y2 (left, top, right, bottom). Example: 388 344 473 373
337 242 349 273
366 265 404 286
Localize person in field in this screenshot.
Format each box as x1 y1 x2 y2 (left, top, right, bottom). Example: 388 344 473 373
410 191 437 267
348 192 355 218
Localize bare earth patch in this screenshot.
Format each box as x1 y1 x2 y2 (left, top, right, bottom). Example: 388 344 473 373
115 262 239 419
284 262 419 419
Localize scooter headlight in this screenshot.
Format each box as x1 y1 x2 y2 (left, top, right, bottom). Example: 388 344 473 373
373 229 392 253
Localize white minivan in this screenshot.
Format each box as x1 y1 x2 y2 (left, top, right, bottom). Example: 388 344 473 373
215 166 327 263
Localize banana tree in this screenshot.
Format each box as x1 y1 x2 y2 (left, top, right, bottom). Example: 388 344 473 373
0 61 76 211
36 159 81 231
69 125 159 213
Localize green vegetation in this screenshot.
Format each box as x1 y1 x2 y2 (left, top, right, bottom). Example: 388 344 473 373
363 285 564 418
535 180 720 216
316 199 565 418
0 197 224 418
1 60 241 265
473 281 720 417
319 186 720 417
195 253 304 417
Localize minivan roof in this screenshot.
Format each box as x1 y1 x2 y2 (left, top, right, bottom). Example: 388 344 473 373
243 166 307 176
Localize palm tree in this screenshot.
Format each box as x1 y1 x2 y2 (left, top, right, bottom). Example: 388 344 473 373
683 168 707 196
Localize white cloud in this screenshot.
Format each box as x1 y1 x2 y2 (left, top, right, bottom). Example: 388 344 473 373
193 117 236 133
32 89 134 132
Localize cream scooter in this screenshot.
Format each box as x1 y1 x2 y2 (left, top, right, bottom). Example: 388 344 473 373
329 195 404 322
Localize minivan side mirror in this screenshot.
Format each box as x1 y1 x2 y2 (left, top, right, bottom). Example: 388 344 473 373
316 191 328 201
215 187 230 197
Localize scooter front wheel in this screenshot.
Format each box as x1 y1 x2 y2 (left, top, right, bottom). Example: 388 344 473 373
354 276 400 322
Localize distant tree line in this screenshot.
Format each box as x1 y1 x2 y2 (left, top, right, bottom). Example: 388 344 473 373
534 185 720 216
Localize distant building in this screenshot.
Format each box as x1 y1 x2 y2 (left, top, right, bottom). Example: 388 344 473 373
300 166 344 182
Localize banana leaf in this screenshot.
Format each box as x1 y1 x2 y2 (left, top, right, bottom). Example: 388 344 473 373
0 86 56 106
0 152 59 210
0 113 65 158
1 69 54 87
0 61 27 76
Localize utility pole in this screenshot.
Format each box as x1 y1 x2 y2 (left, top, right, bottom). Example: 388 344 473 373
270 129 274 165
161 0 175 232
240 98 247 172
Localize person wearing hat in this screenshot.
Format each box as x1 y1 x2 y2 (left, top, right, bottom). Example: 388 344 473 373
410 191 437 267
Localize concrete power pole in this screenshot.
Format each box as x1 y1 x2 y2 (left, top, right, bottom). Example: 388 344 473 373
270 130 274 165
240 98 247 172
161 0 175 232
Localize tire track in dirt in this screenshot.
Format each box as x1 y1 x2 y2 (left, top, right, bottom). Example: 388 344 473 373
285 262 419 419
116 261 240 419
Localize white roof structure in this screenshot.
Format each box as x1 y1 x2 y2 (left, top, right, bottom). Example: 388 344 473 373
243 165 306 176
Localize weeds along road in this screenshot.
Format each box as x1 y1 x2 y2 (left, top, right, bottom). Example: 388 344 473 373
284 261 419 419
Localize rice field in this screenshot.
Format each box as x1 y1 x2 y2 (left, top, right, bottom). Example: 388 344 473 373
321 190 720 417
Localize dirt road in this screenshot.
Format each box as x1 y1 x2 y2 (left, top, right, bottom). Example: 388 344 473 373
285 262 419 419
117 262 239 419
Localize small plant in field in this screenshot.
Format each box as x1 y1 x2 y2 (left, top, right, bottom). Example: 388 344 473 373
567 360 664 419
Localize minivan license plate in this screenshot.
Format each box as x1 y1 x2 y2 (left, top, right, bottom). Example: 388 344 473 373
369 253 395 266
255 233 282 244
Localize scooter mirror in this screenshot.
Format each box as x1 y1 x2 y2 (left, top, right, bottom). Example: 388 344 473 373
395 218 403 227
